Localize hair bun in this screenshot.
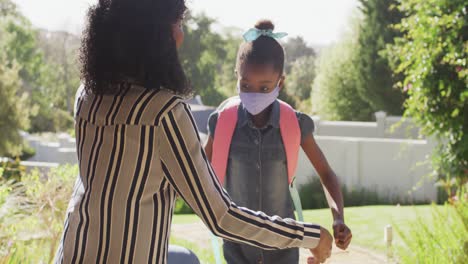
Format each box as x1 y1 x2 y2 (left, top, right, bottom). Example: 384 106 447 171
254 20 275 31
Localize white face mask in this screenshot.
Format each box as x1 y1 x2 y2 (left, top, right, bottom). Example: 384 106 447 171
237 82 280 115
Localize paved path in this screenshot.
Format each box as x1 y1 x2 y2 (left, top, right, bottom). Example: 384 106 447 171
171 222 389 264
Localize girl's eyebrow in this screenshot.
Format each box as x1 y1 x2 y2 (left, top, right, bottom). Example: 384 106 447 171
260 80 274 83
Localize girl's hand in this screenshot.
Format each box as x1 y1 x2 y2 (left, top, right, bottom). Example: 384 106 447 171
333 219 352 250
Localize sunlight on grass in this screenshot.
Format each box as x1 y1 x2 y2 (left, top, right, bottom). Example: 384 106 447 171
303 205 437 252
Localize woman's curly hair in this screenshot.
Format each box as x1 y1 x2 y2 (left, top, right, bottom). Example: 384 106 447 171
80 0 189 95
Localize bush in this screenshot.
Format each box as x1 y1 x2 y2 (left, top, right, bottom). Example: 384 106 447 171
18 143 36 160
53 109 74 132
30 106 74 133
298 177 328 209
0 165 78 263
396 200 468 264
174 198 194 214
4 141 36 161
298 177 432 209
387 0 468 187
0 157 25 181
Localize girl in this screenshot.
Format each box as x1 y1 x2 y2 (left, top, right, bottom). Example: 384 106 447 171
205 20 352 264
55 1 333 264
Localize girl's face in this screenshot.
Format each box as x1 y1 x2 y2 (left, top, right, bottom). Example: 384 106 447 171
237 63 284 93
172 19 184 49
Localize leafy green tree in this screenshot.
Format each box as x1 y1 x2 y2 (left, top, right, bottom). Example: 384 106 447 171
283 36 316 73
312 19 373 121
0 30 31 156
214 30 242 99
356 0 405 115
286 56 316 101
388 0 467 186
179 13 231 106
1 0 50 132
0 0 19 22
37 30 80 115
1 0 74 132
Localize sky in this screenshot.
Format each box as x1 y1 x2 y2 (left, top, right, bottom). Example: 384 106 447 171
13 0 359 45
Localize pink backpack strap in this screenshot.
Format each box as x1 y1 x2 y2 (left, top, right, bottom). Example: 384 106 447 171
211 98 241 185
278 100 301 185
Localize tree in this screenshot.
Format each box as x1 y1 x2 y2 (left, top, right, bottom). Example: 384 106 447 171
1 0 75 132
388 0 467 187
356 0 405 115
283 36 316 73
312 19 373 121
213 30 242 99
37 30 80 115
0 28 31 156
1 0 50 132
286 56 316 101
179 13 235 106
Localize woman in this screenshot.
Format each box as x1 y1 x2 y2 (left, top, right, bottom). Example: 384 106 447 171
55 1 333 263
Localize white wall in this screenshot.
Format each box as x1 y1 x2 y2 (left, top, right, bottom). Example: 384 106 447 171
295 136 437 202
312 112 421 139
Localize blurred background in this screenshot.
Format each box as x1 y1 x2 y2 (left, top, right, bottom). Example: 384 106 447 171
0 0 466 263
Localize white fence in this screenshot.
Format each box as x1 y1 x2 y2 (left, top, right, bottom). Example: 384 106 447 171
19 110 437 202
313 112 422 139
294 136 436 202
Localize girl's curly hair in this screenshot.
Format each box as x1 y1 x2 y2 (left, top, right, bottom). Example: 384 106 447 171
80 0 189 95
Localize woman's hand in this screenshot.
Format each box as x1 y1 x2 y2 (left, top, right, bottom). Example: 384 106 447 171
308 227 333 263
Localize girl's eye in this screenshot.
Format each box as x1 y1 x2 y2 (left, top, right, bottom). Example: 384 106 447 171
261 87 269 92
241 84 249 90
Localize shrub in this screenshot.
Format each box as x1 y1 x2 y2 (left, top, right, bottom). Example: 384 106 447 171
174 197 194 214
298 177 433 209
53 109 74 132
0 157 25 181
387 0 468 188
18 143 36 161
396 199 468 264
0 165 78 263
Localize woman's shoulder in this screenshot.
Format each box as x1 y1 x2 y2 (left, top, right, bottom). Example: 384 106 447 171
75 84 184 126
122 87 185 126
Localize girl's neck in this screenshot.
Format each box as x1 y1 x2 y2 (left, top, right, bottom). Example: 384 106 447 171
251 104 273 128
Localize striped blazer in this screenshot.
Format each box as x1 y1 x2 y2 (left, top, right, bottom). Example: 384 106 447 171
55 84 321 264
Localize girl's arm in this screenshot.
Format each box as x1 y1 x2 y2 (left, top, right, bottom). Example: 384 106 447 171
203 135 214 162
301 133 352 249
301 134 343 220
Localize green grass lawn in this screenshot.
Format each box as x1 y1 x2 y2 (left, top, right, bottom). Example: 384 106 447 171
172 205 438 253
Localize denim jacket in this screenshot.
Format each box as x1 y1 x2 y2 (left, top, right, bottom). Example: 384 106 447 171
208 100 314 264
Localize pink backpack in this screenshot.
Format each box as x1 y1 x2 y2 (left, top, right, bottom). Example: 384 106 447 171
211 97 301 186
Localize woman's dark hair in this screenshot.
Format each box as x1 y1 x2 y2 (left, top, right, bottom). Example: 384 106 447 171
80 0 190 95
236 20 285 75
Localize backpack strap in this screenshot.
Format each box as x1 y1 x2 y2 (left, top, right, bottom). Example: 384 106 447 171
278 100 301 185
211 98 241 185
278 100 303 221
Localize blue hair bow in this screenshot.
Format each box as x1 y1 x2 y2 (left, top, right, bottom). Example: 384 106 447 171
242 28 288 42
